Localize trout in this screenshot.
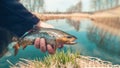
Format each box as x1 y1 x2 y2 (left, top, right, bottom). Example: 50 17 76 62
12 27 77 56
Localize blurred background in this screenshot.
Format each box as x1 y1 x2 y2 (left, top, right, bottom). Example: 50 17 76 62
1 0 120 68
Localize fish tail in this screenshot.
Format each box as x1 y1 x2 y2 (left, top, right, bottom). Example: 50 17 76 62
13 43 20 56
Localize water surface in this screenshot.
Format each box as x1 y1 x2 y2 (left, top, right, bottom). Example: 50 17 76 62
0 19 120 68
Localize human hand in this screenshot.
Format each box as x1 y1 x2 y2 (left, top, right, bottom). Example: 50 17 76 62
34 21 64 54
36 21 54 28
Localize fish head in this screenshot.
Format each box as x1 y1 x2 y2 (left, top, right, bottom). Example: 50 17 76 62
46 28 77 45
56 33 77 45
61 35 77 45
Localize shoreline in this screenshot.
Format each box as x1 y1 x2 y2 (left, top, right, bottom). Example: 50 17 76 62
9 51 120 68
10 55 120 68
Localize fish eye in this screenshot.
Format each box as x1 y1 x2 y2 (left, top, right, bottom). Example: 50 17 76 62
66 36 72 38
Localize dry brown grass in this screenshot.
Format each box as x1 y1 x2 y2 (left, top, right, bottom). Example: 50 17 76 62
9 51 120 68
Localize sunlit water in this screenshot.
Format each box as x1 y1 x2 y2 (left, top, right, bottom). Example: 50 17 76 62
0 19 120 68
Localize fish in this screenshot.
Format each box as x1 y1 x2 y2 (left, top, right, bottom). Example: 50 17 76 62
12 27 77 56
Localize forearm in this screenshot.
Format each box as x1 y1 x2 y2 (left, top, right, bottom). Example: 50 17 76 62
0 0 40 37
0 28 14 58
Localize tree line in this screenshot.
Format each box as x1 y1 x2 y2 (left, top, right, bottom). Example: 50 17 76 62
91 0 120 11
20 0 44 13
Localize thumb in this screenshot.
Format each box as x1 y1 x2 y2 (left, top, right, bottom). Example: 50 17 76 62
36 21 54 28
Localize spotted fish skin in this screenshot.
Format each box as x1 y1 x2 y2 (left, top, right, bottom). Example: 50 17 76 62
13 27 77 56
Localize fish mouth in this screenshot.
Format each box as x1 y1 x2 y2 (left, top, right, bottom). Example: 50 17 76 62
68 41 77 45
66 39 77 45
67 37 77 45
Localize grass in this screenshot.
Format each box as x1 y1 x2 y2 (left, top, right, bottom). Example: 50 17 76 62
42 50 79 68
10 50 80 68
9 50 120 68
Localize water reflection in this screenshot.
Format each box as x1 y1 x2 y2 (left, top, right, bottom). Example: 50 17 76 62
87 25 120 55
61 18 120 64
66 19 80 31
92 17 120 30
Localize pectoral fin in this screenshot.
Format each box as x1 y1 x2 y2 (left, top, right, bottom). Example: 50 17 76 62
22 44 27 50
13 43 20 56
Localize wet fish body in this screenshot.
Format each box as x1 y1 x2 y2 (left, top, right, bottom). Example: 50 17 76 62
13 27 77 55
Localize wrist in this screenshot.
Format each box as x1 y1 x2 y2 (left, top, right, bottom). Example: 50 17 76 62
36 21 54 28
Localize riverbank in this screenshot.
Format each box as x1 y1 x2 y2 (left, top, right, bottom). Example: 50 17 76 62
33 6 120 22
10 51 120 68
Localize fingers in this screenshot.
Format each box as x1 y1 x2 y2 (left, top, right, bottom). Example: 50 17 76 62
39 38 46 52
47 44 55 54
34 38 40 49
58 44 64 48
34 38 64 54
34 38 47 52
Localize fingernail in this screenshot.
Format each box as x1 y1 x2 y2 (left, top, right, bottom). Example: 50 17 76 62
34 38 40 48
40 38 46 52
47 44 55 54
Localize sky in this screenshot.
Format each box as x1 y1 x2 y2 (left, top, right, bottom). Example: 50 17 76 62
44 0 81 12
44 0 91 12
81 0 91 12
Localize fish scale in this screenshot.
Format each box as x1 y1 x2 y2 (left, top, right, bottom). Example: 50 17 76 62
12 27 77 56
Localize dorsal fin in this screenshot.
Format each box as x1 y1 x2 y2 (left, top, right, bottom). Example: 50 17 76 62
20 27 39 38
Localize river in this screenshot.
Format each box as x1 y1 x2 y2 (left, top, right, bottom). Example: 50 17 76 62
0 19 120 68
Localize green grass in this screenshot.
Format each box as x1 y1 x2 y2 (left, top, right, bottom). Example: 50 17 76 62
42 50 79 67
10 50 120 68
31 50 80 68
10 50 80 68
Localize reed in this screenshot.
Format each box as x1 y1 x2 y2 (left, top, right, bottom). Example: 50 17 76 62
10 50 120 68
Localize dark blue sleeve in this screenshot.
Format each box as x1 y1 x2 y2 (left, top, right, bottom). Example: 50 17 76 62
0 0 40 37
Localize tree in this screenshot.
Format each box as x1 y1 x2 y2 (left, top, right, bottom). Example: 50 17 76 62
20 0 44 13
90 0 120 12
67 0 82 13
